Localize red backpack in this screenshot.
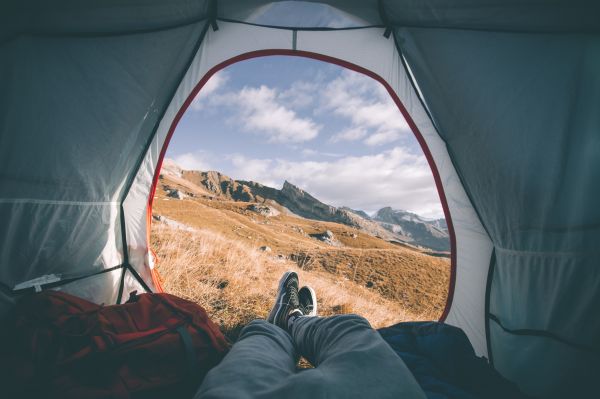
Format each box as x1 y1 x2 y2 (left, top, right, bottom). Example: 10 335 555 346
0 290 230 399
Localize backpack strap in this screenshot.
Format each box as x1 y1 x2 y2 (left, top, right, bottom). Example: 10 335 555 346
176 326 198 378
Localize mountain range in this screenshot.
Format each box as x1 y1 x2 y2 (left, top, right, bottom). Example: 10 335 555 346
161 159 450 252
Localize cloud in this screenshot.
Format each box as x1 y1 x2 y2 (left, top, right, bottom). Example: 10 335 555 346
330 127 367 143
189 68 411 148
301 148 344 158
173 151 213 171
190 71 229 110
363 130 401 146
227 147 442 218
187 75 321 144
227 85 321 143
279 81 318 109
321 70 411 146
228 154 277 187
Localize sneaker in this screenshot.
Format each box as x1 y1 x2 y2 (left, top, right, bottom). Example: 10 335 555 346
298 286 318 317
267 271 301 329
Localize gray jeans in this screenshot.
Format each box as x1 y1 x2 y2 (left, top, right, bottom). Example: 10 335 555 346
195 314 426 399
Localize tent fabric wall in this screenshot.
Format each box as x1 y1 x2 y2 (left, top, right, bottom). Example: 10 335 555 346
381 0 600 33
395 23 600 398
0 6 209 307
1 1 598 398
0 0 211 39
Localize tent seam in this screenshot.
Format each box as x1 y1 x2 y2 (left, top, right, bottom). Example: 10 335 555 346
484 248 496 365
123 264 153 294
489 314 600 356
215 18 385 32
0 199 120 205
495 247 600 257
4 264 125 295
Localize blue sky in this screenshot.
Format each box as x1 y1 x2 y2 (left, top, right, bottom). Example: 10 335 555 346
167 56 443 218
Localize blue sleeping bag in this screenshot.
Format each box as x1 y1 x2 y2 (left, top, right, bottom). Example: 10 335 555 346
378 322 529 399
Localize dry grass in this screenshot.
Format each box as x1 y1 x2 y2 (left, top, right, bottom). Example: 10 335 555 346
151 174 450 342
151 223 436 341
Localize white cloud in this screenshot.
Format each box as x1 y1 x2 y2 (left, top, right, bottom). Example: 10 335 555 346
174 152 213 171
226 147 442 218
227 85 321 143
330 127 367 143
190 81 322 143
363 130 401 146
279 81 318 109
301 148 344 158
190 71 229 110
301 148 318 157
228 154 277 186
322 70 411 146
187 69 412 147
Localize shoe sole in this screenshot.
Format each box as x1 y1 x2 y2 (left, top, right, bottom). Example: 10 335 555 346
299 285 318 316
267 271 296 325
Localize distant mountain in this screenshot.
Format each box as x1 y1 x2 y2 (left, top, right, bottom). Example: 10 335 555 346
373 207 450 251
273 183 397 239
175 169 394 239
181 170 264 202
161 159 449 251
339 206 371 220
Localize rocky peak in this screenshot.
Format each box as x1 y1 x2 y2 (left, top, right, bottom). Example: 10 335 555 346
340 206 371 220
282 180 303 195
200 171 228 193
375 206 395 218
280 180 337 219
374 207 449 251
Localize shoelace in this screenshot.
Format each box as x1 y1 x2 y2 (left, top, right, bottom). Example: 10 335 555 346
300 303 313 315
287 283 300 308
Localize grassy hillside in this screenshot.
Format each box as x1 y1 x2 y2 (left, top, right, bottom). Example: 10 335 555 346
151 174 450 340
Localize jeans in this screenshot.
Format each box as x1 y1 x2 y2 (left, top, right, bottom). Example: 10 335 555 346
195 314 426 399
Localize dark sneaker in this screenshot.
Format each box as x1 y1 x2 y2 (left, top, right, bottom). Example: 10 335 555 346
267 271 301 329
298 286 317 317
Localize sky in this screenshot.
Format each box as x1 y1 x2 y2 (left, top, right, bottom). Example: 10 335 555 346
167 56 443 218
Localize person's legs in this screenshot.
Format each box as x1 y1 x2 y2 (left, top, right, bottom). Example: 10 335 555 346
196 272 303 399
289 314 427 399
197 272 426 399
195 319 297 399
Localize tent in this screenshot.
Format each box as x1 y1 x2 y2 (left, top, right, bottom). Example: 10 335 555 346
1 1 598 397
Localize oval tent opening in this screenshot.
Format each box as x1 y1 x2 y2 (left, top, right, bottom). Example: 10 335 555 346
149 55 453 341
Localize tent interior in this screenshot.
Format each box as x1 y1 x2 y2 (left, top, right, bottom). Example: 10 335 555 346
1 1 599 397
